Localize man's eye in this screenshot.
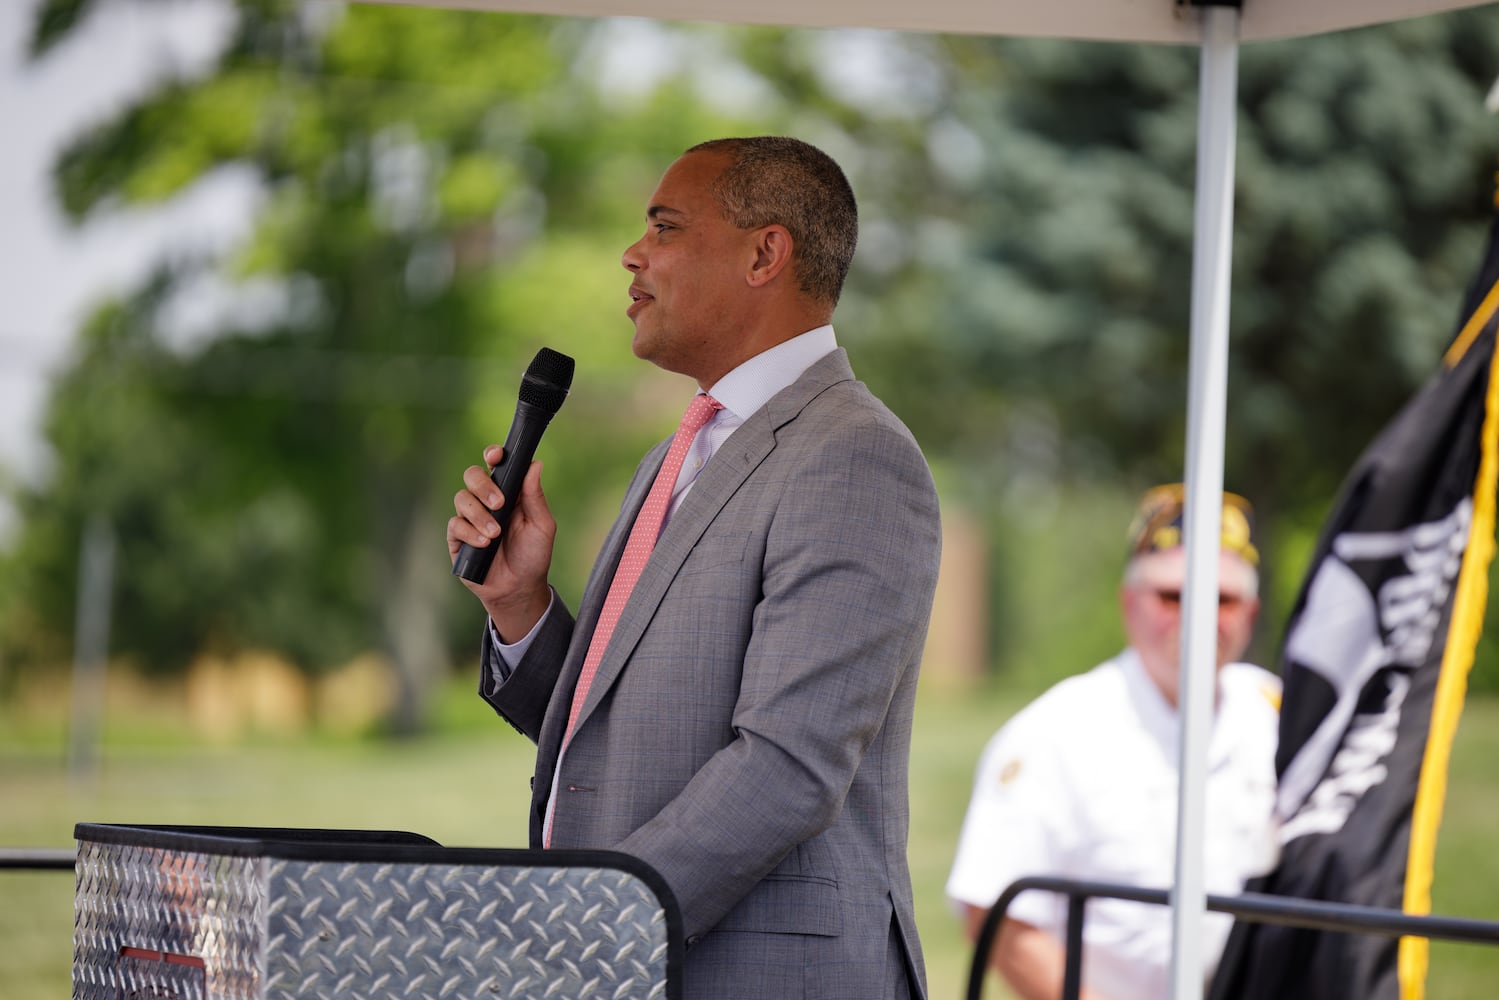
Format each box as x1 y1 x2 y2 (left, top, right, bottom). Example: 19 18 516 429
653 223 673 233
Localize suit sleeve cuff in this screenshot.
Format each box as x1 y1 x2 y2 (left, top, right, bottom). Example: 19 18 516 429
486 588 557 685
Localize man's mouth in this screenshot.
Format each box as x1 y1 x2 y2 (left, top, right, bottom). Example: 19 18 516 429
627 286 653 317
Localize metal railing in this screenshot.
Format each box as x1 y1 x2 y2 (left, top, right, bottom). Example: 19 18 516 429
0 847 74 870
967 875 1499 1000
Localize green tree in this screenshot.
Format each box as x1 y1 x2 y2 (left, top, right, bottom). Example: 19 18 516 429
851 20 1499 510
3 1 754 730
788 18 1499 671
12 3 1499 714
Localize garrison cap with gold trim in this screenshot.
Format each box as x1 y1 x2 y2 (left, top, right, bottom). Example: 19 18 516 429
1126 483 1259 566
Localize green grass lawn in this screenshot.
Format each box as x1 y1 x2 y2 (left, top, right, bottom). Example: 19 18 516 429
4 678 1499 998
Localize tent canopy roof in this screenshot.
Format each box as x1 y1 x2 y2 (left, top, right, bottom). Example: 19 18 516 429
363 0 1489 45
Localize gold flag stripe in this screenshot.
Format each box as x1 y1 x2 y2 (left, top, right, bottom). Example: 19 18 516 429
1442 273 1499 368
1399 304 1499 999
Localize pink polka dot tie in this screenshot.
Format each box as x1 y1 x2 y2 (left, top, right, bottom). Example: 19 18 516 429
557 392 722 774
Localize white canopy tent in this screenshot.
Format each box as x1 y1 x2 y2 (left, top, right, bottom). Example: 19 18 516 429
367 1 1492 995
368 0 1483 45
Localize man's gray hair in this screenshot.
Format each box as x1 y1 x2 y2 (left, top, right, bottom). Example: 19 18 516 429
686 136 858 307
1123 550 1260 598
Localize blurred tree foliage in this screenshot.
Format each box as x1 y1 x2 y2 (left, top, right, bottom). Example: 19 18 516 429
807 16 1499 677
7 1 1499 728
838 18 1499 511
2 0 759 729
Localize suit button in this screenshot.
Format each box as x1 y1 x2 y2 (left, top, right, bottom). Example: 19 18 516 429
685 935 701 948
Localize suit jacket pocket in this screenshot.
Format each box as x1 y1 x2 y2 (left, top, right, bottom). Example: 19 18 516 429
712 873 842 938
674 532 751 578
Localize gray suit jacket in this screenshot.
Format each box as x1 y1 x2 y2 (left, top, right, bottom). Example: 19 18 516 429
479 349 942 999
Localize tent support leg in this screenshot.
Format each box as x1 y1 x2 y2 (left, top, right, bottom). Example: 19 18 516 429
1173 4 1240 999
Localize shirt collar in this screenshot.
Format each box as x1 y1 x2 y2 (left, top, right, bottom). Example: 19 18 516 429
1119 646 1238 767
704 325 838 421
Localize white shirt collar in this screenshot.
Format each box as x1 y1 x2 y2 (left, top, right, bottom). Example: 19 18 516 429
703 325 838 421
1118 647 1179 734
1118 646 1240 768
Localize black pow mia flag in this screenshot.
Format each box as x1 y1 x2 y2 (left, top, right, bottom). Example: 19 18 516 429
1210 218 1499 1000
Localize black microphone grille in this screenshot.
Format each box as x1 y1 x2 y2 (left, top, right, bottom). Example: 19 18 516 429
518 347 575 414
527 347 575 388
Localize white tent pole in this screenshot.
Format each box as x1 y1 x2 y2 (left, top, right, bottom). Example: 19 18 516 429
1171 4 1240 999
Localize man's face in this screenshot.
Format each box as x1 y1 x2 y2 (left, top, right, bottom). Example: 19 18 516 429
621 150 757 384
1120 548 1260 706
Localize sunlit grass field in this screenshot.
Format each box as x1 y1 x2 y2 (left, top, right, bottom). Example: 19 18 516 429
4 676 1499 998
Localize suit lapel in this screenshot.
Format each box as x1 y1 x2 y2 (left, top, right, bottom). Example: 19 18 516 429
566 350 855 733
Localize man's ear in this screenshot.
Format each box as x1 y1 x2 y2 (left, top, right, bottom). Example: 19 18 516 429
746 225 794 288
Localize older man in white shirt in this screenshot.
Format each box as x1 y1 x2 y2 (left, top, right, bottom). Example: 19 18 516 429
946 484 1281 1000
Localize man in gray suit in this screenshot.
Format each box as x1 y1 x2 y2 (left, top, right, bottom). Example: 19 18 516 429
447 136 942 999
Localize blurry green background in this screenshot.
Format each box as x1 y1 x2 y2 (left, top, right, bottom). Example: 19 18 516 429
6 0 1499 996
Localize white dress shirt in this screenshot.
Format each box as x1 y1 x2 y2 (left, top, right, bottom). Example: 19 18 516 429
945 649 1281 1000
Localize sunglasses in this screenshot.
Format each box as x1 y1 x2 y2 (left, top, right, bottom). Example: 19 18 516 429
1151 588 1248 609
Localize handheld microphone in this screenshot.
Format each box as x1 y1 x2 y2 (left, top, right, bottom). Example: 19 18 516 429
452 347 575 583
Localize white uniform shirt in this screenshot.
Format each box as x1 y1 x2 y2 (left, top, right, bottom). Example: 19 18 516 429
945 648 1281 1000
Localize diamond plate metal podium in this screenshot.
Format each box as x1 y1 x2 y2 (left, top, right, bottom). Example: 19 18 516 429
73 823 683 1000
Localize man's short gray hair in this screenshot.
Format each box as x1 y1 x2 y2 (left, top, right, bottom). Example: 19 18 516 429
686 136 858 307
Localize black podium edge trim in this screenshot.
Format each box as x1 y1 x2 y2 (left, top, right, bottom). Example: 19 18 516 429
74 822 439 851
73 823 685 1000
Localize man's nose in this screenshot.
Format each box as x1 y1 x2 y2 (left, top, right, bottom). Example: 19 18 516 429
622 237 645 272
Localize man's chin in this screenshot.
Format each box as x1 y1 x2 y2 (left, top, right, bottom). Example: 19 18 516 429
630 329 656 363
